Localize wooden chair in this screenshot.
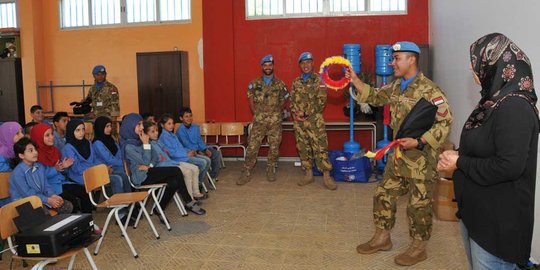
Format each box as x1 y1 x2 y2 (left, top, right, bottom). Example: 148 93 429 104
123 161 172 231
83 164 159 258
200 123 221 148
200 122 225 175
0 172 10 202
0 172 57 216
0 196 98 270
83 122 93 141
218 123 246 167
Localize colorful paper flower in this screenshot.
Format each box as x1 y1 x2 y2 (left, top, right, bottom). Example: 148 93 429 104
319 56 353 91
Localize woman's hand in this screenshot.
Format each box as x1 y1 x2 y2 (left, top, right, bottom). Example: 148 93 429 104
438 150 459 172
139 132 150 144
138 165 150 171
61 157 74 169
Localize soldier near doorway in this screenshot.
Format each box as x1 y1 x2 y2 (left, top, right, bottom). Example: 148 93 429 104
237 54 289 185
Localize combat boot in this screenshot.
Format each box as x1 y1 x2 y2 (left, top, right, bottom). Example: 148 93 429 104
323 171 337 190
266 167 276 182
356 228 392 254
236 170 252 185
297 168 314 186
394 239 428 266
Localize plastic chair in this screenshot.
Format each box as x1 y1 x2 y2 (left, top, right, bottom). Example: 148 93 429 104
218 123 246 167
123 161 172 231
84 122 93 141
83 164 159 258
0 196 98 270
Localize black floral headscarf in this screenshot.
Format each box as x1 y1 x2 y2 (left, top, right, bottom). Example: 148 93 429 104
465 33 537 130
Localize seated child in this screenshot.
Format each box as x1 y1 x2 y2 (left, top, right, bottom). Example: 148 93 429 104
93 116 131 193
52 111 70 151
0 122 24 206
121 113 205 215
9 138 73 214
158 114 210 188
144 121 205 200
176 107 222 181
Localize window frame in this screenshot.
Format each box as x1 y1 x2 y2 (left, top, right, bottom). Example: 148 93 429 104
58 0 192 30
245 0 407 20
0 0 18 30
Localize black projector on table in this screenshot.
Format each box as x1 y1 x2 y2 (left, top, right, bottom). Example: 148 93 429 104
15 214 95 257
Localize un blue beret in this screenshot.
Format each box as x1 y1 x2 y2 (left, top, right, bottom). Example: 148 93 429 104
260 54 274 65
298 52 313 63
92 65 106 75
391 42 421 54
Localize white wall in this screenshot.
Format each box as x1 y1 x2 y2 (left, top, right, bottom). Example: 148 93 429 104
430 0 540 263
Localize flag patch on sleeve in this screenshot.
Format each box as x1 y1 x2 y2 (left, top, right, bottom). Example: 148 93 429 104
432 97 444 106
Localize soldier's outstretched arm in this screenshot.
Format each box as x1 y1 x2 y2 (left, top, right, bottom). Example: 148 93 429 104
347 69 391 107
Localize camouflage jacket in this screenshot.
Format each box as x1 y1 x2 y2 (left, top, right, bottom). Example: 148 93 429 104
87 81 120 118
290 73 327 120
247 76 288 122
356 72 453 179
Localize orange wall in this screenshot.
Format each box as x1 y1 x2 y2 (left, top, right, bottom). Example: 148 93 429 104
19 0 204 122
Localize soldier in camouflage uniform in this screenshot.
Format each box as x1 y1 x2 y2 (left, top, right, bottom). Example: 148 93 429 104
237 54 289 185
348 42 453 266
291 52 337 191
86 65 120 119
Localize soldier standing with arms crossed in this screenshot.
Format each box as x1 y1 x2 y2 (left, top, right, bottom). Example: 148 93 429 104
238 54 289 185
347 42 453 266
291 52 337 191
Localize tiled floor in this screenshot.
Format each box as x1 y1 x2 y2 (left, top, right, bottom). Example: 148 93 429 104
0 161 468 269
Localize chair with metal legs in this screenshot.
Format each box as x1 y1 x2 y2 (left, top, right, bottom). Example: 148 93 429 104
123 161 171 231
83 164 159 258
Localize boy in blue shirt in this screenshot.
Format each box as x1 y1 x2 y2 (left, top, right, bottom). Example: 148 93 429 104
176 107 222 181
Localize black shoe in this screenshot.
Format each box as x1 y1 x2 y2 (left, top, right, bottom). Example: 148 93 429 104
186 204 206 215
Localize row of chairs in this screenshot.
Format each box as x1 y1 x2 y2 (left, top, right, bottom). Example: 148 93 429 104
174 122 248 165
0 159 208 269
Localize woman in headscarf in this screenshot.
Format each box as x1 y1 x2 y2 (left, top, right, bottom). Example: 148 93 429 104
438 33 538 269
0 122 24 207
0 122 24 172
29 123 75 202
93 116 131 193
61 119 98 213
121 113 205 215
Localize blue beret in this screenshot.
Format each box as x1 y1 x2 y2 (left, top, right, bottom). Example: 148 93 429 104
298 52 313 63
391 42 421 54
260 54 274 65
92 65 106 75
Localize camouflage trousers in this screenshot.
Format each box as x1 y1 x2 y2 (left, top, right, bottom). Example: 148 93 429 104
373 166 436 241
244 119 282 171
293 117 332 172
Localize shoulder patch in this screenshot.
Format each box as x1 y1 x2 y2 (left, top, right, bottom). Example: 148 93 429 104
248 83 253 90
432 97 444 106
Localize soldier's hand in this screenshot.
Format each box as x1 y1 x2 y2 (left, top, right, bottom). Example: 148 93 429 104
398 137 418 150
345 69 365 92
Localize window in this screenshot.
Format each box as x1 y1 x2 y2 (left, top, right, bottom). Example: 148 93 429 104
0 0 17 29
59 0 191 29
246 0 406 19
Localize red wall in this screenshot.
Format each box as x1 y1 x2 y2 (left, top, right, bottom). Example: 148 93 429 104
203 0 429 155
